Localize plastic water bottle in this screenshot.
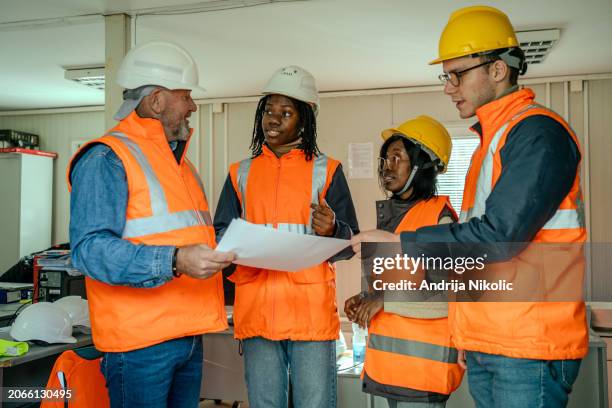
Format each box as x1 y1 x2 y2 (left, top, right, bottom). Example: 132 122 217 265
352 322 367 365
336 329 347 359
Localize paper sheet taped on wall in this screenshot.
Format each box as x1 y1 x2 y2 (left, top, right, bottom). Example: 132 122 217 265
216 219 350 272
348 142 373 179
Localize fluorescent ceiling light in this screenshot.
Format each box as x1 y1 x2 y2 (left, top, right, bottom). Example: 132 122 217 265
64 66 105 90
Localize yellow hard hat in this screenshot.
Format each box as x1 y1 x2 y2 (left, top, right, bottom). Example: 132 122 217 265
381 115 452 173
430 6 519 65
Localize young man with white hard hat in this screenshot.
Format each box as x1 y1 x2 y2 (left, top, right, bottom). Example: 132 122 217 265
68 41 236 407
351 6 586 407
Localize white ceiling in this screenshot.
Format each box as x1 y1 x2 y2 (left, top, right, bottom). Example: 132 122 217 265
1 0 611 111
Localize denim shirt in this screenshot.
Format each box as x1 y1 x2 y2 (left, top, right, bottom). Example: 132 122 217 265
69 143 175 288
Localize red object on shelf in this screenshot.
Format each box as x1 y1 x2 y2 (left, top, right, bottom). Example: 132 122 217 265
0 147 58 158
33 256 42 303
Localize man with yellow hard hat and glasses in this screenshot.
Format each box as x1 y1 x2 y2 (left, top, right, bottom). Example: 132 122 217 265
351 6 587 407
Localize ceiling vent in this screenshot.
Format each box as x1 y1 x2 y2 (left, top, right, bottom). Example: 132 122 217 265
516 29 560 65
64 66 105 90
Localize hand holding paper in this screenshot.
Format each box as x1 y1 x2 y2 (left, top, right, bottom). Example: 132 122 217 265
216 219 350 271
176 244 236 279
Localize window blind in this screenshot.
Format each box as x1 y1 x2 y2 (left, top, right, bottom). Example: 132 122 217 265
437 137 480 213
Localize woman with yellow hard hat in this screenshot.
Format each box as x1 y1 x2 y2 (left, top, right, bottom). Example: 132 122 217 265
345 115 464 408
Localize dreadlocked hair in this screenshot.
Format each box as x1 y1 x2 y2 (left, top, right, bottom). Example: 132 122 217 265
249 95 321 161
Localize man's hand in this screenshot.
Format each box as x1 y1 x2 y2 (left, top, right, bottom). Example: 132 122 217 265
350 230 400 257
176 244 236 280
458 349 467 370
311 198 336 236
344 293 363 321
354 294 383 328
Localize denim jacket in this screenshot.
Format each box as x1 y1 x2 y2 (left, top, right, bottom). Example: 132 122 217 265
69 144 175 288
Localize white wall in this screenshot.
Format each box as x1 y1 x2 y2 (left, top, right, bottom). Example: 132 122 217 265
0 110 105 244
1 75 610 301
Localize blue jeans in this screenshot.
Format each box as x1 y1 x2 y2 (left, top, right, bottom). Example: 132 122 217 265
101 336 203 408
466 351 582 408
242 337 337 408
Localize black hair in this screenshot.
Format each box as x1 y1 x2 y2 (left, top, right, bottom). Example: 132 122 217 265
249 95 320 161
378 134 439 201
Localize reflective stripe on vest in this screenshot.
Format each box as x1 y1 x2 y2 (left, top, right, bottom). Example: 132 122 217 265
311 154 328 205
543 207 584 230
458 121 510 223
369 333 459 364
458 106 584 230
236 154 329 235
263 223 314 235
185 159 207 198
108 132 212 238
237 158 252 219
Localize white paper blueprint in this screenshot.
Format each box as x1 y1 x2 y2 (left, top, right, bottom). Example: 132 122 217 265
216 218 350 272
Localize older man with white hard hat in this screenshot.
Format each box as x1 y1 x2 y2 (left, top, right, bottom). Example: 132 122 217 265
68 41 235 408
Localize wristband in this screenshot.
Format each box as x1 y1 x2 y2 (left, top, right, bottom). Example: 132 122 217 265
172 247 181 277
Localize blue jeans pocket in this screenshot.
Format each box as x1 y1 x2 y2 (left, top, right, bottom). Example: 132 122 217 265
560 360 581 392
100 354 106 377
548 359 581 393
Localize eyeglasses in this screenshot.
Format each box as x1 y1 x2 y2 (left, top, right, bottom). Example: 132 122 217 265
438 61 494 87
378 155 410 171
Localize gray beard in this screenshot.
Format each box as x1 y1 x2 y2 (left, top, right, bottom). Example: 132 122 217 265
176 120 190 141
164 119 190 142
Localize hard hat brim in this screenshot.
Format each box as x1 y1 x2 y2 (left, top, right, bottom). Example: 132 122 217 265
60 336 78 343
163 81 206 94
380 127 448 173
120 77 206 94
381 128 402 141
429 45 515 65
189 84 207 95
261 91 319 115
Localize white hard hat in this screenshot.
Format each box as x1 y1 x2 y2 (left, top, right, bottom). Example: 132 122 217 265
262 65 319 115
54 296 90 328
10 302 77 344
116 40 206 93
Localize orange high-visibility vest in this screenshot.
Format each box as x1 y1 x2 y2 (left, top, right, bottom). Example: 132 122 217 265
450 88 588 360
364 196 464 395
227 146 340 340
41 347 109 408
68 112 227 352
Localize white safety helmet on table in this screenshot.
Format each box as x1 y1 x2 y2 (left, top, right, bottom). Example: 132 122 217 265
54 296 91 328
10 302 77 344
